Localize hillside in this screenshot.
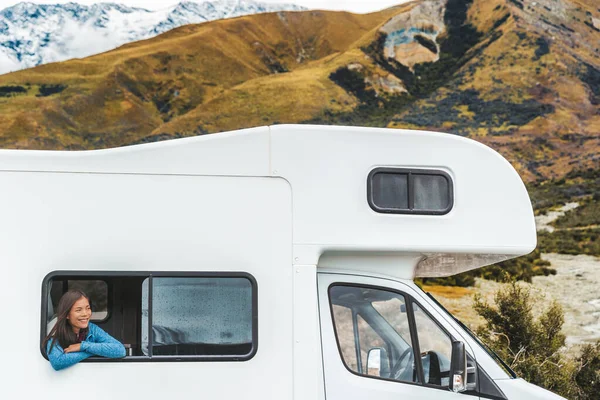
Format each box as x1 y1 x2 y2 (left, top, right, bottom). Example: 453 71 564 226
0 0 598 183
0 7 404 149
0 1 306 75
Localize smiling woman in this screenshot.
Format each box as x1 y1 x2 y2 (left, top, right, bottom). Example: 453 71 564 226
42 290 126 371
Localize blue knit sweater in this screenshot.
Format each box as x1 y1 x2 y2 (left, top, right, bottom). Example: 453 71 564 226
46 322 126 371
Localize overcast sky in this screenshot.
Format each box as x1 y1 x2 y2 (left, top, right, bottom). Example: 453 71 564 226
0 0 411 14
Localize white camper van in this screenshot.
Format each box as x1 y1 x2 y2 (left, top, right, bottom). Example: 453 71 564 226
0 124 564 400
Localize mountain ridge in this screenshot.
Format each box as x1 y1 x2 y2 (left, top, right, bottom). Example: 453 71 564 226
0 0 306 74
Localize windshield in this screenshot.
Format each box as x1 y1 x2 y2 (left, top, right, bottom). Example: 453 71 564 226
425 292 517 378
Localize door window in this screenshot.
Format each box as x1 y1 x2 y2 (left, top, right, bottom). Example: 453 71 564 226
413 302 452 387
331 305 359 370
329 285 417 383
329 284 453 388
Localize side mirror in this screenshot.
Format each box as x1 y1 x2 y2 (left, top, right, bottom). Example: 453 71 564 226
366 347 390 378
422 351 442 385
449 341 467 393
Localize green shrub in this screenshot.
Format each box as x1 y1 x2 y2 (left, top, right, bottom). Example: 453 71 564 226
552 200 600 228
538 228 600 256
0 85 27 97
473 281 600 398
36 84 67 97
329 67 376 103
527 168 600 215
574 342 600 399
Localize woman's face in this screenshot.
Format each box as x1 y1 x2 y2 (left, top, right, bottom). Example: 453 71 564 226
67 296 92 332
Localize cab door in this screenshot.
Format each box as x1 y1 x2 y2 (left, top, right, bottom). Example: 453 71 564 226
318 272 478 400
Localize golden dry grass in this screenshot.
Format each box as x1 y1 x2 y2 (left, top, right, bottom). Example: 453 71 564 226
0 8 405 149
421 285 473 299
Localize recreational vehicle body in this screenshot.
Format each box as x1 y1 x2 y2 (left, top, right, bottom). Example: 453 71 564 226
0 125 563 399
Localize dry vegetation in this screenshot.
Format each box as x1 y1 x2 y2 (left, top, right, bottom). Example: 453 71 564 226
0 7 408 149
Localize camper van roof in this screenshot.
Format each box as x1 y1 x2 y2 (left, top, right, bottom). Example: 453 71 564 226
0 125 536 278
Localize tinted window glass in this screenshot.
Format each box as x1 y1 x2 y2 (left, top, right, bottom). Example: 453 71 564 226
332 305 358 370
329 285 416 383
357 315 387 373
413 174 450 211
413 302 452 387
371 173 408 209
142 277 253 357
368 168 453 214
371 297 412 343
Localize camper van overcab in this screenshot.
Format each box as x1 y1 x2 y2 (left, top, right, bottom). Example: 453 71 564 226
0 125 564 399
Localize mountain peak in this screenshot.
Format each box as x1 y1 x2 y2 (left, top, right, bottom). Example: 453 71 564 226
89 2 149 13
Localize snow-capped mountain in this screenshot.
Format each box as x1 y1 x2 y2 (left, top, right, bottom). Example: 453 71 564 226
0 1 306 75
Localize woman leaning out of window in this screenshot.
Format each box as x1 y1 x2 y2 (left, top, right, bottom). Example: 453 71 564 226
42 289 126 371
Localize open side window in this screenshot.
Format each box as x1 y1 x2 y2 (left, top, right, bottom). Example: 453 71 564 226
41 271 257 362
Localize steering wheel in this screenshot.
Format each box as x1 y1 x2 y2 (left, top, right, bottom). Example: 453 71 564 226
390 347 414 381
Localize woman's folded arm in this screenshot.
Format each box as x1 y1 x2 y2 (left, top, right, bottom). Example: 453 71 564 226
81 323 126 358
47 341 92 371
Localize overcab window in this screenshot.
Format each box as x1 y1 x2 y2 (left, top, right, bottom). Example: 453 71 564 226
368 168 453 215
41 272 257 362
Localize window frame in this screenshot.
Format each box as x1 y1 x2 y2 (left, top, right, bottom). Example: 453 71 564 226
41 270 258 363
367 167 454 215
327 282 459 391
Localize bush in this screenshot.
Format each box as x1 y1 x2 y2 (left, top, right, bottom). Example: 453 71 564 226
0 85 27 97
552 200 600 228
538 228 600 256
574 342 600 399
36 84 67 97
527 168 600 215
473 281 600 398
329 67 376 103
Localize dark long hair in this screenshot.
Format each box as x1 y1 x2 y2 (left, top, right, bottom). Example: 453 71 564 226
43 289 90 355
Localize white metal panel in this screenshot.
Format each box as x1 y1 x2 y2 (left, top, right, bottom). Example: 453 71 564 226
318 252 423 280
0 172 293 400
0 123 536 277
292 265 326 400
0 126 270 176
270 124 536 273
496 378 566 399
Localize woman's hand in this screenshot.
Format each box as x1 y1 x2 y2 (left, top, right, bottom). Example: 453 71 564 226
64 344 81 353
